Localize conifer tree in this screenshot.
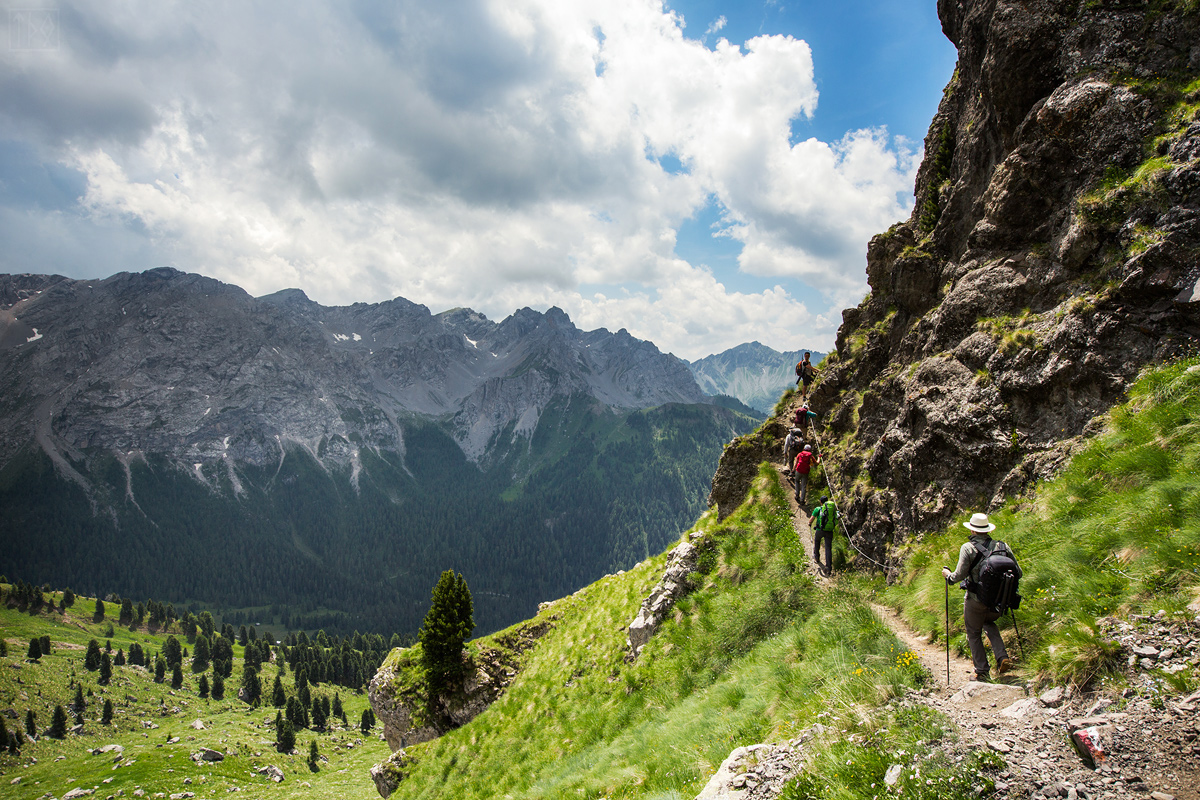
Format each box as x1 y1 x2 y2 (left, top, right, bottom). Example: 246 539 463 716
114 648 126 666
332 692 345 724
307 739 320 772
93 598 105 621
360 708 374 735
272 675 287 708
212 672 225 700
276 715 295 753
24 709 35 738
73 685 85 720
62 588 74 609
155 657 166 683
26 638 40 661
171 662 184 690
192 634 211 672
7 726 20 754
164 635 182 669
418 570 475 697
50 705 68 738
85 639 102 671
0 638 6 657
198 674 210 699
240 665 261 706
39 635 50 656
102 699 114 725
99 652 112 686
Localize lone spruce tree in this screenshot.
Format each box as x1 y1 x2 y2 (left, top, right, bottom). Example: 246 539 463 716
418 570 474 698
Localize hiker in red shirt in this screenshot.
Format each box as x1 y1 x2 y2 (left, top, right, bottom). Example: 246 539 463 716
792 444 818 505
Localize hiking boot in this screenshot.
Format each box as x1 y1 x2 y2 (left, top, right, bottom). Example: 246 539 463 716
998 658 1016 675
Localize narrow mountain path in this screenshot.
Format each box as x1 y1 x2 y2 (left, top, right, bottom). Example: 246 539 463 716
771 463 1199 800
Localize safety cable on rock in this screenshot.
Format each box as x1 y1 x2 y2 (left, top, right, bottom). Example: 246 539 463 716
802 410 890 571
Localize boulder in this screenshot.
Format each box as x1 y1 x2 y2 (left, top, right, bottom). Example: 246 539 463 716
256 765 284 783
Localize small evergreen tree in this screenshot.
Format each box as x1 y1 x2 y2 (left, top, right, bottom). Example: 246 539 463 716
272 675 287 708
101 699 114 725
0 638 7 657
418 570 475 698
62 587 75 609
73 685 85 724
171 662 184 690
240 665 261 706
310 695 327 731
94 598 105 621
99 652 113 686
360 708 375 735
39 635 50 656
24 709 35 738
114 648 126 666
155 657 166 683
212 672 225 700
26 638 40 661
85 639 102 671
307 739 319 772
164 635 182 669
7 726 20 755
276 716 295 753
50 705 68 738
198 674 210 699
192 634 211 673
332 692 344 724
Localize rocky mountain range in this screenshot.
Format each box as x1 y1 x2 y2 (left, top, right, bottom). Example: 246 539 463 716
688 342 827 414
0 269 756 635
0 268 704 482
793 0 1200 565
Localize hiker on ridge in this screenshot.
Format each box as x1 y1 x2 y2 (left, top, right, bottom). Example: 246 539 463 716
792 444 818 505
942 513 1021 681
792 402 816 430
795 352 818 399
809 495 837 575
783 427 802 477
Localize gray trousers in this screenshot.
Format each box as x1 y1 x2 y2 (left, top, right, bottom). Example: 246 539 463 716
964 595 1008 677
795 472 809 504
813 530 832 573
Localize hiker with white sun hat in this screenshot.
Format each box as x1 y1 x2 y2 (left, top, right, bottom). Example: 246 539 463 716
941 512 1022 681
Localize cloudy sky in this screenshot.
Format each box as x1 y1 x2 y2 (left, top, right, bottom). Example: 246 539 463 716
0 0 956 360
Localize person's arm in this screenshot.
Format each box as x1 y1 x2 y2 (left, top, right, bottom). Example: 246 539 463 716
942 542 975 583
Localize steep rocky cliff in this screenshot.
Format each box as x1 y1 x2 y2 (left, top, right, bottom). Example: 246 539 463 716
722 0 1200 566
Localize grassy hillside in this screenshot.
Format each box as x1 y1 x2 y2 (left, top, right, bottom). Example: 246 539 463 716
879 357 1200 688
0 597 392 799
369 467 999 800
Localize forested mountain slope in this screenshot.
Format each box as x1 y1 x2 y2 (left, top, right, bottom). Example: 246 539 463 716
0 270 759 635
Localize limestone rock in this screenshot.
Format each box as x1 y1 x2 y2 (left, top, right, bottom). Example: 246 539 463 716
628 537 706 657
693 739 804 800
256 765 284 783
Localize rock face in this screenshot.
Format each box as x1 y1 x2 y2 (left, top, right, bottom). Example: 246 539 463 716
626 532 711 657
798 0 1200 564
0 269 705 479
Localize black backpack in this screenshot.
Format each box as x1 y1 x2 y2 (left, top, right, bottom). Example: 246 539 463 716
966 540 1022 613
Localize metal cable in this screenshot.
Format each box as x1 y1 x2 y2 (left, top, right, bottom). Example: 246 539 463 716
801 408 891 571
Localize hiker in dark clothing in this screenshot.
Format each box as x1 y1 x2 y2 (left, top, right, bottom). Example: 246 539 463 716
796 352 818 399
792 444 818 505
942 513 1021 681
809 495 836 575
782 428 802 478
792 403 816 430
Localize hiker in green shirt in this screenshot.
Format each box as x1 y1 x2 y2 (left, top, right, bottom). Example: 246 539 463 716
809 495 837 576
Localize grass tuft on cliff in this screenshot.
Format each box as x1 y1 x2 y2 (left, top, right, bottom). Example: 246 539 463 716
880 357 1200 688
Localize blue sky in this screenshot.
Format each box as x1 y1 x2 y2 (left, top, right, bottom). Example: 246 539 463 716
0 0 956 359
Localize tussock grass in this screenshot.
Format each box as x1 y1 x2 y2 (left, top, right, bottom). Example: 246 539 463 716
882 357 1200 687
383 467 961 799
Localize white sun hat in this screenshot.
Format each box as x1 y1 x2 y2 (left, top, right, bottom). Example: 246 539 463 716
963 512 996 533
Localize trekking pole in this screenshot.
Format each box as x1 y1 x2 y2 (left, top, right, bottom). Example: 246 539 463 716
1009 609 1026 662
945 580 951 686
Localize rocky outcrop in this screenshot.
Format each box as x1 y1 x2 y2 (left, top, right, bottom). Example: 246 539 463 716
367 618 554 797
693 738 808 800
626 532 711 657
800 0 1200 565
708 419 790 520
